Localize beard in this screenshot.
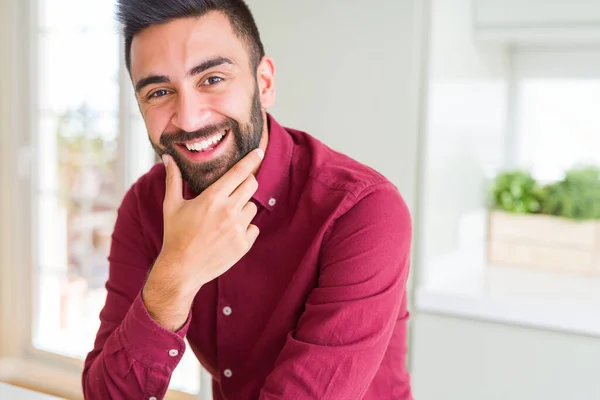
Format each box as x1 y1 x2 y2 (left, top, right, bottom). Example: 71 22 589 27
150 85 264 194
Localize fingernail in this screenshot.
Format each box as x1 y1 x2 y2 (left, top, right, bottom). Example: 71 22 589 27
162 154 169 166
256 148 264 159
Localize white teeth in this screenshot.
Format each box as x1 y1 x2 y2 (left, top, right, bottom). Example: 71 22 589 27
185 131 226 151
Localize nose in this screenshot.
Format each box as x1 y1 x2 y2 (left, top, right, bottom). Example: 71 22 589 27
171 91 213 133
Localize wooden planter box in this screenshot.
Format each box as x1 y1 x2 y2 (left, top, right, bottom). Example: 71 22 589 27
487 210 600 275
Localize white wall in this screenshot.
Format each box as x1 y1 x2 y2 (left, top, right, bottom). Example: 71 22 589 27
247 0 426 212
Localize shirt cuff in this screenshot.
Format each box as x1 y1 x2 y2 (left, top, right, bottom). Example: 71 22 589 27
119 291 191 372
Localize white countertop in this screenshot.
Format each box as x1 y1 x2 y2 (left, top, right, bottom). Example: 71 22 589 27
415 247 600 337
0 382 62 399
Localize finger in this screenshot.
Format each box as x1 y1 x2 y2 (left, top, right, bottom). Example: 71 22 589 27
245 224 260 249
239 201 258 225
209 148 264 196
162 154 183 211
230 174 259 210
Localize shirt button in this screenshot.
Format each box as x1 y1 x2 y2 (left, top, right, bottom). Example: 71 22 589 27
168 349 179 357
268 197 277 206
224 369 233 378
223 306 232 316
149 397 158 400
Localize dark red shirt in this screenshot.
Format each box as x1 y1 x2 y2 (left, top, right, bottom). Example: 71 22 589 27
83 115 413 400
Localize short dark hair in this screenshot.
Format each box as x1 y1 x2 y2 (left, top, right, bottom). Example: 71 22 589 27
116 0 265 73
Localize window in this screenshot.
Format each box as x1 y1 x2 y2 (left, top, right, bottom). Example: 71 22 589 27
33 11 122 360
415 43 600 336
7 0 201 396
513 48 600 182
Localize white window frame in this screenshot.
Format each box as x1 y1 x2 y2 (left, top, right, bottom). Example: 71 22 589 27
0 1 193 398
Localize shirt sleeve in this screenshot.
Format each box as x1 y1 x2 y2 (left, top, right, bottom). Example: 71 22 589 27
259 182 413 400
82 182 191 400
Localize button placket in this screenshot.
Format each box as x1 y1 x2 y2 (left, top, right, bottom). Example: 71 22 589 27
218 278 239 396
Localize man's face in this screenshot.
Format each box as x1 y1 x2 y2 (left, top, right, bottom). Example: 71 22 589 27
130 12 272 193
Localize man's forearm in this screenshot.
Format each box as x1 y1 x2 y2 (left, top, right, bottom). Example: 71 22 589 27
142 255 200 332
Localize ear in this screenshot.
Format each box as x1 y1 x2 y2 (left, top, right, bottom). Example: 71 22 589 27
256 56 276 109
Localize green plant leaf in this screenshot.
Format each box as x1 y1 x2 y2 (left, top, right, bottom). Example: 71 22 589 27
489 170 543 214
540 166 600 220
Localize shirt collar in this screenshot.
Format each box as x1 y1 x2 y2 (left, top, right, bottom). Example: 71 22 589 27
182 113 293 212
253 114 293 211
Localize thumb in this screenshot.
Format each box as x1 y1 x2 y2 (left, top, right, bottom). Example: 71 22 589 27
162 154 183 211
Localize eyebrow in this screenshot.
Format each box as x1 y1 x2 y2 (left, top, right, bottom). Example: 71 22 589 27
134 56 235 94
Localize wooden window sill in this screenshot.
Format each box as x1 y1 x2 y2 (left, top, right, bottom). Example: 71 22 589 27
0 357 196 400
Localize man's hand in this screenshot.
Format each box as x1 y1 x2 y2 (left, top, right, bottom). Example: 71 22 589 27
142 148 263 331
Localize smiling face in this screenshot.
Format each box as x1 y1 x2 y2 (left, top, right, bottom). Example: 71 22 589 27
130 11 275 193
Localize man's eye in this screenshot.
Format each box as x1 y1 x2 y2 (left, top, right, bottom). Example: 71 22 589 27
148 89 170 100
204 76 224 86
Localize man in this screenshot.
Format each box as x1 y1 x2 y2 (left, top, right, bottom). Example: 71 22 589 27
82 0 413 399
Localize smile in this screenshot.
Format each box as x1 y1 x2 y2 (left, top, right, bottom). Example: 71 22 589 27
174 128 232 163
180 129 229 153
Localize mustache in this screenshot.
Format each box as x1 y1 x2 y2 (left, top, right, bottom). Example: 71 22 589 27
160 119 237 147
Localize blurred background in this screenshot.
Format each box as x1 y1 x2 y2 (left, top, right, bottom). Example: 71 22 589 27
1 0 599 399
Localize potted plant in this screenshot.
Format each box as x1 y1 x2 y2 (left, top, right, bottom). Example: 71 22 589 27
487 167 600 275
